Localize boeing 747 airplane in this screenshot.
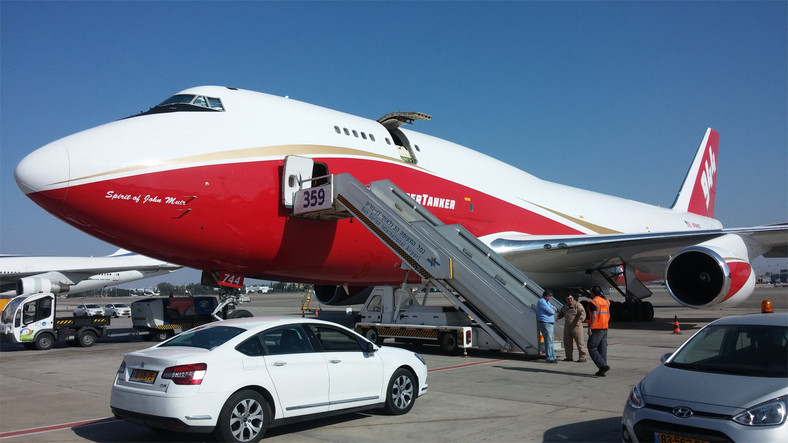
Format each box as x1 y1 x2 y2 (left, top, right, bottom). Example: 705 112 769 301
13 86 787 319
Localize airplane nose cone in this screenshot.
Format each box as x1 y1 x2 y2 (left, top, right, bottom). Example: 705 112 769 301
15 141 70 203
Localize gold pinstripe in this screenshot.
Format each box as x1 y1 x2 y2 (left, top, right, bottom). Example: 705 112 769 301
51 145 421 186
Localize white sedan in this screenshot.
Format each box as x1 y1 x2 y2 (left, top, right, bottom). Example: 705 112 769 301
103 303 131 317
73 303 104 316
110 317 428 442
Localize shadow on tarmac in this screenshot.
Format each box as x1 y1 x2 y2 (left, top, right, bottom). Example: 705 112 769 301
543 416 621 442
70 411 381 442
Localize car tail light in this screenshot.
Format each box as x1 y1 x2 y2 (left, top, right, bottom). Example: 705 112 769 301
162 363 207 385
117 361 126 374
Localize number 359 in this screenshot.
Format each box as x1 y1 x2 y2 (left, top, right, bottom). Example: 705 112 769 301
302 188 326 208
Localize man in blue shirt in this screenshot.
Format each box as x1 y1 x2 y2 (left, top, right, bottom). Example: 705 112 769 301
537 289 558 363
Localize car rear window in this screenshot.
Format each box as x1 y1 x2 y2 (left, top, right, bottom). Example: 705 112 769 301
160 326 246 350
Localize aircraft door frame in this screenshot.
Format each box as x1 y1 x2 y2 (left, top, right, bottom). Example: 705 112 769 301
282 155 314 208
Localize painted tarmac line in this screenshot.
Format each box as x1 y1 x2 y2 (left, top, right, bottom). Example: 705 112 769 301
0 417 116 439
429 358 505 372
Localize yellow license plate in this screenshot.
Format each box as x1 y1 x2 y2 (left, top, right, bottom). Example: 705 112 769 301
130 369 158 384
655 432 709 443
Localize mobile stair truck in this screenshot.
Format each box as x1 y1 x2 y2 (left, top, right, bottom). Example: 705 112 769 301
289 169 564 359
0 292 109 350
356 284 528 355
131 292 252 341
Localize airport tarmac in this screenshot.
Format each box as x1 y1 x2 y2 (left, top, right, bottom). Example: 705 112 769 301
1 286 785 442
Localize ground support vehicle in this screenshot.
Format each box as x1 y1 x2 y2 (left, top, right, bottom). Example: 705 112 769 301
131 293 251 341
355 285 540 355
0 292 109 350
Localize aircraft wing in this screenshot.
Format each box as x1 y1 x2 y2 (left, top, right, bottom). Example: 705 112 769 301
489 224 788 277
0 250 182 295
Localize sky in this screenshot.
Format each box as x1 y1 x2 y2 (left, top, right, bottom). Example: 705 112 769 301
1 0 786 286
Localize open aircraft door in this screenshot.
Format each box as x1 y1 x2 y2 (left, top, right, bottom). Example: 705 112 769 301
282 155 314 208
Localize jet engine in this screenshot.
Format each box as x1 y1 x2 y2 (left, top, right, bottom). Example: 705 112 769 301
16 277 70 295
313 285 374 305
665 234 755 308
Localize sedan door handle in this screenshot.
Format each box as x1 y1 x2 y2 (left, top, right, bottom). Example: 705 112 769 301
273 361 287 366
329 359 341 364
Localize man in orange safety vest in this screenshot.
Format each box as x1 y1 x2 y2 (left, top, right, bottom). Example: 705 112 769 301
586 286 610 376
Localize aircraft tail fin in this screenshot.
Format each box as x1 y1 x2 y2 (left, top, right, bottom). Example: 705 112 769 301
671 128 719 218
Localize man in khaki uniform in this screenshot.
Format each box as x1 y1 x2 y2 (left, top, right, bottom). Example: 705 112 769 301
558 294 587 362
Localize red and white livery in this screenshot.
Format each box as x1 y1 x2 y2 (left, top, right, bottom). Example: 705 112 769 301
14 86 787 310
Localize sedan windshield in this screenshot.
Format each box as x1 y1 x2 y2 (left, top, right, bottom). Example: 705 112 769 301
160 326 246 350
668 324 787 377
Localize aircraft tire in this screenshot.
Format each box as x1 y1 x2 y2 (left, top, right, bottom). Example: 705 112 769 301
609 301 622 322
638 302 654 322
228 309 253 319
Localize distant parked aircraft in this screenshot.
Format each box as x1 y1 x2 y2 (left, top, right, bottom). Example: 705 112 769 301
0 249 181 307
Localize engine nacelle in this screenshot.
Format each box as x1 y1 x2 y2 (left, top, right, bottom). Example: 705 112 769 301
16 277 70 295
313 285 373 305
665 234 755 308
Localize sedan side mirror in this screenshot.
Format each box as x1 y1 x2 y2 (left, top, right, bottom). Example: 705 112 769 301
365 342 378 354
660 352 673 364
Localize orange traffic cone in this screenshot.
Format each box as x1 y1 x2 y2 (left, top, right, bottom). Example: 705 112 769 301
672 315 682 334
315 308 319 317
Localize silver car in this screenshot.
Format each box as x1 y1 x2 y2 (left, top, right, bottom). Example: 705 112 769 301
622 313 787 442
73 303 104 317
103 303 131 317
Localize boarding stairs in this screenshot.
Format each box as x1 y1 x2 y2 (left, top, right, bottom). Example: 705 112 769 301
292 172 563 355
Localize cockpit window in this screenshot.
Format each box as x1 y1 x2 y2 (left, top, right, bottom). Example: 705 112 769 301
129 94 225 118
207 97 224 111
158 94 196 106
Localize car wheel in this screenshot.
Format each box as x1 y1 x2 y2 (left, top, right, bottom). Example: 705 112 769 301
214 389 270 443
152 330 171 342
78 330 97 347
34 333 55 350
364 327 380 345
439 332 459 355
384 368 417 415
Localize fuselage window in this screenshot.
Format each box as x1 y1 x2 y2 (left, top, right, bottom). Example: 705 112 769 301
334 126 341 134
361 132 367 140
414 144 420 152
343 128 350 136
385 138 392 145
370 134 376 142
352 130 358 138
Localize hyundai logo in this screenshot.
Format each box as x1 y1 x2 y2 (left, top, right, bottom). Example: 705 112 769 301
672 407 694 418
